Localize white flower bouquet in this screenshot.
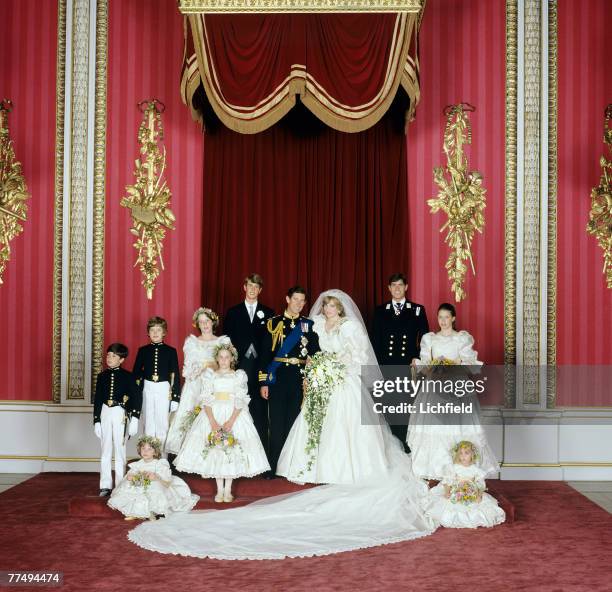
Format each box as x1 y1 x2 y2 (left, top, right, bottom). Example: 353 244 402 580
300 351 346 473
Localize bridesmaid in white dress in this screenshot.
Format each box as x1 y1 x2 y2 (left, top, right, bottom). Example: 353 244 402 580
407 303 499 479
174 343 270 501
165 307 230 454
108 436 199 520
277 291 389 484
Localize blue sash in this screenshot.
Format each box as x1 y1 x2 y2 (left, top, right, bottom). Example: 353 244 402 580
264 321 305 385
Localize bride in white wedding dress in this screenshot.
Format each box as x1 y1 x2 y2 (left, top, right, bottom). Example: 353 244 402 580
128 290 437 560
277 291 391 484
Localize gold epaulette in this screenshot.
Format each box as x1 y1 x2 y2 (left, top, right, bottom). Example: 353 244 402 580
258 370 269 383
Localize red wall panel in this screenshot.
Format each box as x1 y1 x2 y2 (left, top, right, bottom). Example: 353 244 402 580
0 0 57 400
104 0 204 368
556 0 612 406
408 0 506 376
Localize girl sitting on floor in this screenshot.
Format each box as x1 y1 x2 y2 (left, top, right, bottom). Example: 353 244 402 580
424 440 505 529
108 436 198 520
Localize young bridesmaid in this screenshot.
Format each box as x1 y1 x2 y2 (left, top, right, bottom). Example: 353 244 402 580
108 436 198 520
424 440 505 528
174 343 270 502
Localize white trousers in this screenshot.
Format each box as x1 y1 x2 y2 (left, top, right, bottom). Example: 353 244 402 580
100 404 126 489
143 380 171 441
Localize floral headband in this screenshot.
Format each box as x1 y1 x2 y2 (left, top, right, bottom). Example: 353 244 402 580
193 307 219 327
213 342 238 363
137 435 162 452
451 440 480 463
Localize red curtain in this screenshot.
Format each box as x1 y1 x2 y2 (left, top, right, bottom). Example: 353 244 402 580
182 13 420 133
201 99 410 323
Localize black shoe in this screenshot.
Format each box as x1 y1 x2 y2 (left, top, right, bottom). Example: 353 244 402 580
99 488 111 497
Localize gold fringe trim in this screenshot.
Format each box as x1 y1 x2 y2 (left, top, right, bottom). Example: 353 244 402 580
183 12 421 134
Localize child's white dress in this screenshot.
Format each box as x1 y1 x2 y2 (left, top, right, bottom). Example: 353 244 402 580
165 334 230 454
108 458 199 518
174 369 270 478
407 330 499 479
424 463 505 528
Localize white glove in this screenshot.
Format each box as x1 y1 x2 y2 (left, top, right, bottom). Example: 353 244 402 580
128 416 139 437
94 422 102 439
170 401 179 413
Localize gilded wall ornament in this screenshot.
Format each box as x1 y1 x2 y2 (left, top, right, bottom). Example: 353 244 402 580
428 104 486 302
587 105 612 290
121 100 175 299
0 100 30 285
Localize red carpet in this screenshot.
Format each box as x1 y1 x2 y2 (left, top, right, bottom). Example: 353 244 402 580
2 473 611 592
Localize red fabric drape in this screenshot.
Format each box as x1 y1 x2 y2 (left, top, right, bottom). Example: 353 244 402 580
182 13 419 133
201 102 410 324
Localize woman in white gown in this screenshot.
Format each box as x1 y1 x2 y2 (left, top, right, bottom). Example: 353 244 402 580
165 308 230 454
277 293 388 484
407 303 499 480
128 290 437 560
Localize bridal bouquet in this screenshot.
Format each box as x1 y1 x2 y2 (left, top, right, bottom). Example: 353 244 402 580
449 479 483 505
129 471 152 490
300 351 346 473
202 429 241 460
180 404 202 435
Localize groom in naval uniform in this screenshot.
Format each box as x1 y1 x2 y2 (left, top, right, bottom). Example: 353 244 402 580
259 286 320 476
224 274 274 458
372 273 429 448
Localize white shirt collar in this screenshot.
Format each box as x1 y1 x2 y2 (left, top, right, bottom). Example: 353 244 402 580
245 300 258 309
392 298 406 307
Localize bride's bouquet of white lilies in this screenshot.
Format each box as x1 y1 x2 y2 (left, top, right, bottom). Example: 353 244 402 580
300 351 346 473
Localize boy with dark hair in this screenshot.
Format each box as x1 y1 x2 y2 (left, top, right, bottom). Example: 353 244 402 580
93 343 141 496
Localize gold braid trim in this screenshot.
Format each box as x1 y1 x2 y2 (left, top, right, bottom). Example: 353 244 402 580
267 318 285 351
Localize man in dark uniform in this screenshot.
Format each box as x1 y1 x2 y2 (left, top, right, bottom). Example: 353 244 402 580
259 286 320 476
132 317 181 442
224 273 274 457
372 273 429 447
93 343 141 496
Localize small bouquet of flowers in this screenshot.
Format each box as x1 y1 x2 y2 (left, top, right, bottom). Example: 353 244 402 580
431 357 457 366
449 479 483 505
129 471 152 490
300 351 346 473
180 405 202 435
202 429 240 459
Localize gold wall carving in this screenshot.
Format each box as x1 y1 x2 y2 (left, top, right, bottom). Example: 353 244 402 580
429 104 486 303
53 0 67 404
504 0 518 407
121 100 175 300
66 0 92 401
521 0 541 405
547 0 558 407
92 0 108 384
0 101 30 285
586 106 612 290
